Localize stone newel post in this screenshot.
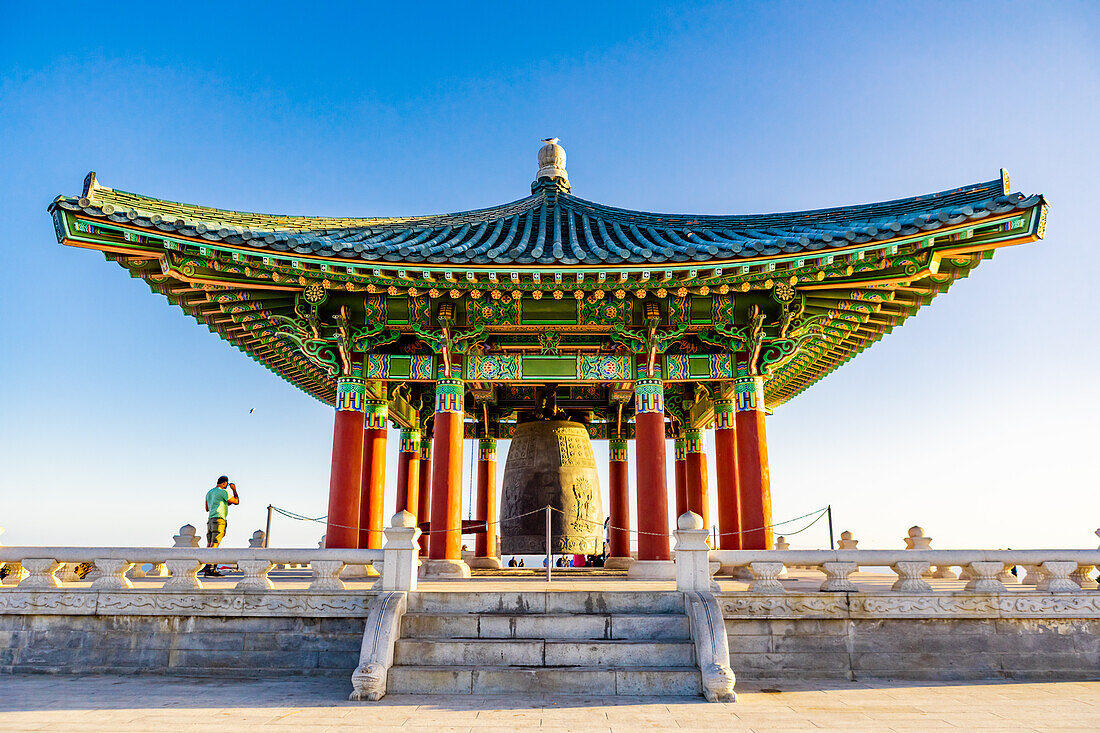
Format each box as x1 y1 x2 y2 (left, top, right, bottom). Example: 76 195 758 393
382 511 422 592
675 511 716 592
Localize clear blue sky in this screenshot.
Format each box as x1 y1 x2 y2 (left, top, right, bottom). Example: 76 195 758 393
2 2 1097 551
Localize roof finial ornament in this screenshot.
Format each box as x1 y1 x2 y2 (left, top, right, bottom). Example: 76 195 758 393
533 138 570 194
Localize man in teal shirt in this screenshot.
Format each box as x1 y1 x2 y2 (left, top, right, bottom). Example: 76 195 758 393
203 476 240 577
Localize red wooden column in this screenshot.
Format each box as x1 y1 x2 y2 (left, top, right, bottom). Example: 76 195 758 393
629 377 673 576
325 371 366 549
684 426 711 534
605 437 633 569
416 437 432 554
357 398 389 549
713 395 742 550
673 436 688 520
735 366 773 550
395 427 421 515
470 438 500 569
426 378 469 576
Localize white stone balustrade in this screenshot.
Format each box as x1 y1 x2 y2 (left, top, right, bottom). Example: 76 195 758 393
705 549 1100 595
0 513 427 592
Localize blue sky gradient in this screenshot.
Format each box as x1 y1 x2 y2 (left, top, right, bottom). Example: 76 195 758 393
1 2 1098 550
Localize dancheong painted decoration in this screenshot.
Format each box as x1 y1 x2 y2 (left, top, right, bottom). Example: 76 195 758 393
49 140 1046 565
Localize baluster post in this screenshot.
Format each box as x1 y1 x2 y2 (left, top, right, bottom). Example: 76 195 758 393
18 559 61 589
90 558 134 590
891 561 932 592
1037 561 1078 593
309 559 347 591
163 559 204 589
819 561 858 592
748 561 785 594
235 559 275 590
963 562 1006 593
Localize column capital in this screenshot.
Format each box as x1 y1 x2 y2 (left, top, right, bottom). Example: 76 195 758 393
713 397 736 429
435 378 465 414
363 398 389 429
420 438 432 461
684 427 705 453
734 364 765 413
634 378 664 413
478 437 497 461
335 372 367 412
399 428 421 453
609 437 628 462
674 436 687 462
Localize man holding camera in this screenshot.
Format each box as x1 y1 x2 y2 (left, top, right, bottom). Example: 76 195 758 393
203 476 240 577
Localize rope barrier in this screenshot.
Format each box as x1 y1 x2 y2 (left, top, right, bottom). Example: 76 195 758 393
270 504 553 535
547 505 830 538
270 504 831 540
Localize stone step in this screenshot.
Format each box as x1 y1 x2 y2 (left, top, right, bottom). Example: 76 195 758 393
401 612 690 641
387 665 702 696
407 590 684 615
393 638 696 668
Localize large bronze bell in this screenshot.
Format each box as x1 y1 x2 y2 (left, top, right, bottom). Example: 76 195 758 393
500 419 604 555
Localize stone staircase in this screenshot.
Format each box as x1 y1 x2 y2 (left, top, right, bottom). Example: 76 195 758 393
387 591 701 696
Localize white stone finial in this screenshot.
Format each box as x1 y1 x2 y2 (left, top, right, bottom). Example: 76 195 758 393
677 511 704 531
534 138 569 191
774 536 790 551
905 526 932 550
318 534 327 549
249 530 266 549
392 510 417 529
837 531 859 550
173 524 200 548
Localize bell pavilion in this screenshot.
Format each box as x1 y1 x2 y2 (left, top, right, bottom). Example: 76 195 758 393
48 140 1047 579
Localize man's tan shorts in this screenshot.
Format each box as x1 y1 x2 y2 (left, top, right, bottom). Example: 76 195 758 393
206 518 226 547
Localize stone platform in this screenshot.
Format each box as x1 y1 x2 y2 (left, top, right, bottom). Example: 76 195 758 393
1 675 1098 732
3 570 1099 683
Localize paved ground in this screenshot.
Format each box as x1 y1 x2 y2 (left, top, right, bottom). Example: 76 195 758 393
0 676 1097 732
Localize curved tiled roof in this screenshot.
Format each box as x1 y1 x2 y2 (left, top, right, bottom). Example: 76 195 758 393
52 172 1042 268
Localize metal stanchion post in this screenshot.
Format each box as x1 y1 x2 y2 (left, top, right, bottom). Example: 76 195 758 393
827 505 834 550
265 505 273 548
546 505 551 583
